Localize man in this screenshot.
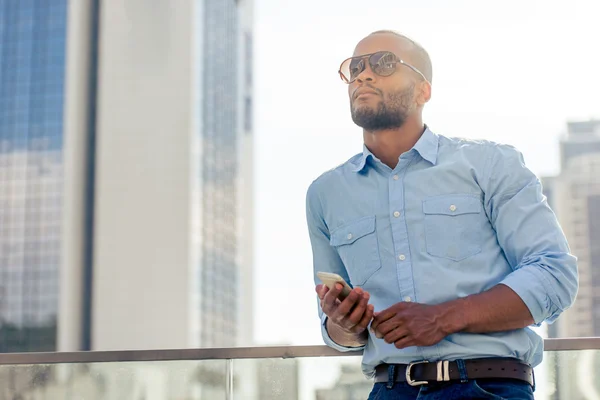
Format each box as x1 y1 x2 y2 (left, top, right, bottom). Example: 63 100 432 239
306 30 578 400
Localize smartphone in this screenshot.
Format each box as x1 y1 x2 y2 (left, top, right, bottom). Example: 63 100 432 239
317 271 352 300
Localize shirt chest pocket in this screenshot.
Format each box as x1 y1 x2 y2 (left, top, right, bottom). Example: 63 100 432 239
423 195 484 262
329 216 381 286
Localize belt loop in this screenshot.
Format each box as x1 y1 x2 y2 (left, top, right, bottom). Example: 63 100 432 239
386 365 397 389
456 359 468 383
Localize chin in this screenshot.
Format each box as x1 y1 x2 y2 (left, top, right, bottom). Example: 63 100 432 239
352 103 375 114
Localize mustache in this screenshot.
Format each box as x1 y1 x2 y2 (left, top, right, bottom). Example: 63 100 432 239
363 85 382 95
353 85 383 100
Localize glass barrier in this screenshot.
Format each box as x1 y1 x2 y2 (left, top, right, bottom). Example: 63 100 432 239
233 350 600 400
0 360 228 400
0 341 599 399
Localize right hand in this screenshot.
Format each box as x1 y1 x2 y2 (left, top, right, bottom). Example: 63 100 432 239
316 283 375 334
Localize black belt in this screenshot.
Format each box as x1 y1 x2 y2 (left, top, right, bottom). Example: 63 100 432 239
374 358 534 387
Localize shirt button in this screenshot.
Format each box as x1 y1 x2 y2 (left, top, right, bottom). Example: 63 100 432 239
398 254 406 261
449 204 457 212
392 175 399 180
404 296 412 302
393 211 401 218
347 233 353 240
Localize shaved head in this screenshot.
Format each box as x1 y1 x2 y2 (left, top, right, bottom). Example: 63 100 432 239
365 30 433 83
347 30 433 132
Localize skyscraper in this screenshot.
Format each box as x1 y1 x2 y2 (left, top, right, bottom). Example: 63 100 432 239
0 0 69 352
0 0 254 353
543 119 600 399
544 119 600 338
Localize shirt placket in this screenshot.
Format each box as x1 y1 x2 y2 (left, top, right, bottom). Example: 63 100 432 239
389 156 416 304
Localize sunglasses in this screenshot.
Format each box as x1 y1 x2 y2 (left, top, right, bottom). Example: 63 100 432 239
338 51 427 84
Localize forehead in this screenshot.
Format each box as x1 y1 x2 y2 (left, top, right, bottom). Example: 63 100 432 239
352 34 412 59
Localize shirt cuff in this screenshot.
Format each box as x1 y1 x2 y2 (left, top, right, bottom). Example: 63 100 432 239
499 267 548 325
320 314 366 352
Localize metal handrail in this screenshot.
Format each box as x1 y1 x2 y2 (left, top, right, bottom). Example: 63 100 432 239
0 338 599 365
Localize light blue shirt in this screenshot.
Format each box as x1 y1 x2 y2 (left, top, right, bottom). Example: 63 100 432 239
306 127 578 377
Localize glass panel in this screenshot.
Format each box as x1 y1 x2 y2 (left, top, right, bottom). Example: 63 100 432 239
231 351 600 400
0 350 599 398
0 359 228 399
544 349 600 399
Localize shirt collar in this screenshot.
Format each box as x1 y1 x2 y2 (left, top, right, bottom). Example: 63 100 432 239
413 126 439 165
351 126 439 172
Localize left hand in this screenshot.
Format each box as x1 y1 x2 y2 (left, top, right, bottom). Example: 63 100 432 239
370 301 450 349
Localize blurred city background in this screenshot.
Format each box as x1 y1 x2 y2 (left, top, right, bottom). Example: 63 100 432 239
0 0 599 399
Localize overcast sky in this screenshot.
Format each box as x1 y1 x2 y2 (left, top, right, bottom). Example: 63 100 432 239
251 1 599 398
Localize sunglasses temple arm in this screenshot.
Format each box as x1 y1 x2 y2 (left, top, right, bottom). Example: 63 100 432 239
403 62 429 83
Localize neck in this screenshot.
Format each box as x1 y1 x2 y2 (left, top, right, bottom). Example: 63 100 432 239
363 117 425 169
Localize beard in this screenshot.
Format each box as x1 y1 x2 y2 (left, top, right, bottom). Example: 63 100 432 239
351 83 415 131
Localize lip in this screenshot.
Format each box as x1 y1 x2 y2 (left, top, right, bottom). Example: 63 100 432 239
353 89 379 100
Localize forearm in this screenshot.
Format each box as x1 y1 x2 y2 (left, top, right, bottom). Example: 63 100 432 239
326 318 368 348
438 284 535 335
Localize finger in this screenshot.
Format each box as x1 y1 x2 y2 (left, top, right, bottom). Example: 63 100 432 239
323 283 343 308
320 287 339 315
372 307 400 326
335 288 362 319
340 286 362 302
394 336 416 349
355 304 375 333
325 283 342 300
375 318 403 338
321 298 334 316
383 326 408 344
315 284 328 299
370 311 392 333
323 284 351 321
345 292 369 328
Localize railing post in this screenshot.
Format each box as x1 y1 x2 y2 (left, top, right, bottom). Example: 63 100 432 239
226 358 234 400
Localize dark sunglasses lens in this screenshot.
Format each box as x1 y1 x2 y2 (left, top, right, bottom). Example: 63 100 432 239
341 57 366 82
370 51 397 77
340 52 397 82
349 58 366 81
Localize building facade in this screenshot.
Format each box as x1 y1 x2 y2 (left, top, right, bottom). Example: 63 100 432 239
0 0 69 352
0 0 254 357
543 120 600 399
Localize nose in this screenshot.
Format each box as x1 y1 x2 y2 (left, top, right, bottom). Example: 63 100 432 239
355 60 376 83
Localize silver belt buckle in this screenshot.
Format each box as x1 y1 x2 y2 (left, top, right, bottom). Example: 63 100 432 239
406 360 451 386
405 360 429 386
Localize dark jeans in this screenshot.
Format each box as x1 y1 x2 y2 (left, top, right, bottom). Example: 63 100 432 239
367 379 534 400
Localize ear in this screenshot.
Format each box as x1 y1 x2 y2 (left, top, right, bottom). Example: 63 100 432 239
416 81 432 105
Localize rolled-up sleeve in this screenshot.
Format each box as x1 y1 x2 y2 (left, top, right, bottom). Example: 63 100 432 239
483 144 578 325
306 180 365 351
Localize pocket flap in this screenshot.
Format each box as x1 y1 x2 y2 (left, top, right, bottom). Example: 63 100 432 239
330 216 376 246
423 195 482 216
